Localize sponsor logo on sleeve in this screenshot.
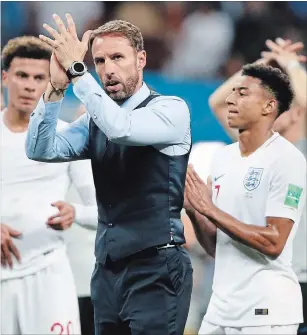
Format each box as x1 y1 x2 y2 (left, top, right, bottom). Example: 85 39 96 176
284 184 303 209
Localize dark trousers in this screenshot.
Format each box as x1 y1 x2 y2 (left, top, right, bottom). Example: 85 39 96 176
78 297 95 335
299 282 307 334
91 246 193 335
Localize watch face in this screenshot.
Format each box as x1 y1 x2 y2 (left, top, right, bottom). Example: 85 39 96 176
73 62 85 73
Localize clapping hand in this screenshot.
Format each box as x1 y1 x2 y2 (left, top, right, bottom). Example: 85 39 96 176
39 13 92 71
185 165 214 216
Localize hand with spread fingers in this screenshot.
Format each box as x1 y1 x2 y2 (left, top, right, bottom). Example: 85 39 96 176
47 201 76 230
39 13 92 71
261 38 307 70
261 37 307 109
185 164 214 216
254 37 304 66
273 37 305 53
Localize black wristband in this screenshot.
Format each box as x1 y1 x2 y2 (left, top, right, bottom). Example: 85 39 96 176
50 81 68 92
47 82 68 101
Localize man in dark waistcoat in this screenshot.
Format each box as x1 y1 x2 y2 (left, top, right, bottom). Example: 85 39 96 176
26 14 193 335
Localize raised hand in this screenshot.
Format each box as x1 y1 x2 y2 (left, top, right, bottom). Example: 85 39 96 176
255 37 305 67
273 37 304 53
39 13 92 71
261 38 307 70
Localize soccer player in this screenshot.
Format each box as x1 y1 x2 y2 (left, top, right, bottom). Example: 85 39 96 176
209 37 307 334
185 64 306 335
1 36 97 334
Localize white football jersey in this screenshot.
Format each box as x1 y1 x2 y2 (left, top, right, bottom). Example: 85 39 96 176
204 132 306 327
0 113 95 280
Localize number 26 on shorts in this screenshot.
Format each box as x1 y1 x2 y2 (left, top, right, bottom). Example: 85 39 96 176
50 321 73 335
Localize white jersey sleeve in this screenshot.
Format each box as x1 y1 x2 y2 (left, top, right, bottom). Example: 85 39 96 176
68 160 98 229
265 149 306 224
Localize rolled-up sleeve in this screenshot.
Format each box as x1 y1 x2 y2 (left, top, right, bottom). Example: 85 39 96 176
73 73 190 146
26 96 90 162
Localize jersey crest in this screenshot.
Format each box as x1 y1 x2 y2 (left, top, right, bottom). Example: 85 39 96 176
243 167 264 191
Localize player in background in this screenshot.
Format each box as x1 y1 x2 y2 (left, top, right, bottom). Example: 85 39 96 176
208 37 306 142
185 64 306 335
209 37 307 334
1 36 97 334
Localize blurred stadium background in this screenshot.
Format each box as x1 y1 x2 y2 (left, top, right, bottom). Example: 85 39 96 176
3 1 307 145
1 1 307 334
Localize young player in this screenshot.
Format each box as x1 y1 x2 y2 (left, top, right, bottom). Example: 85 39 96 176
185 64 306 335
1 36 97 334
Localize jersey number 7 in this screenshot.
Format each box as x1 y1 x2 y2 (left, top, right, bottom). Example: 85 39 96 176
215 185 221 198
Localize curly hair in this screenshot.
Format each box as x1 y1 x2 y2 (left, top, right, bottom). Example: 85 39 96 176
242 64 294 116
2 36 52 71
89 20 144 52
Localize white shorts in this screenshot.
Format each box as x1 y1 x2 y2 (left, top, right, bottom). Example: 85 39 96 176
198 320 299 335
1 249 81 334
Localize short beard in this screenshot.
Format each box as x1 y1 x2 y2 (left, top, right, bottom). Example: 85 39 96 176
105 72 140 105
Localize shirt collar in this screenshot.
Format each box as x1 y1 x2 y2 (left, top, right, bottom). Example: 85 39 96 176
121 82 150 110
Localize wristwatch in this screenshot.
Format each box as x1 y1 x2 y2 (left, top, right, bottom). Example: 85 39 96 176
66 61 88 80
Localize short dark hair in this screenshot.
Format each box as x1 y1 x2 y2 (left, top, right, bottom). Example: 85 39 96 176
2 36 52 71
242 64 294 116
89 20 144 51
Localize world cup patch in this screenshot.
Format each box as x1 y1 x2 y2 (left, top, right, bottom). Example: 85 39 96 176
243 167 264 191
284 184 303 209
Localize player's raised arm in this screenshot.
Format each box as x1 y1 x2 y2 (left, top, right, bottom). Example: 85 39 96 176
208 38 305 142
